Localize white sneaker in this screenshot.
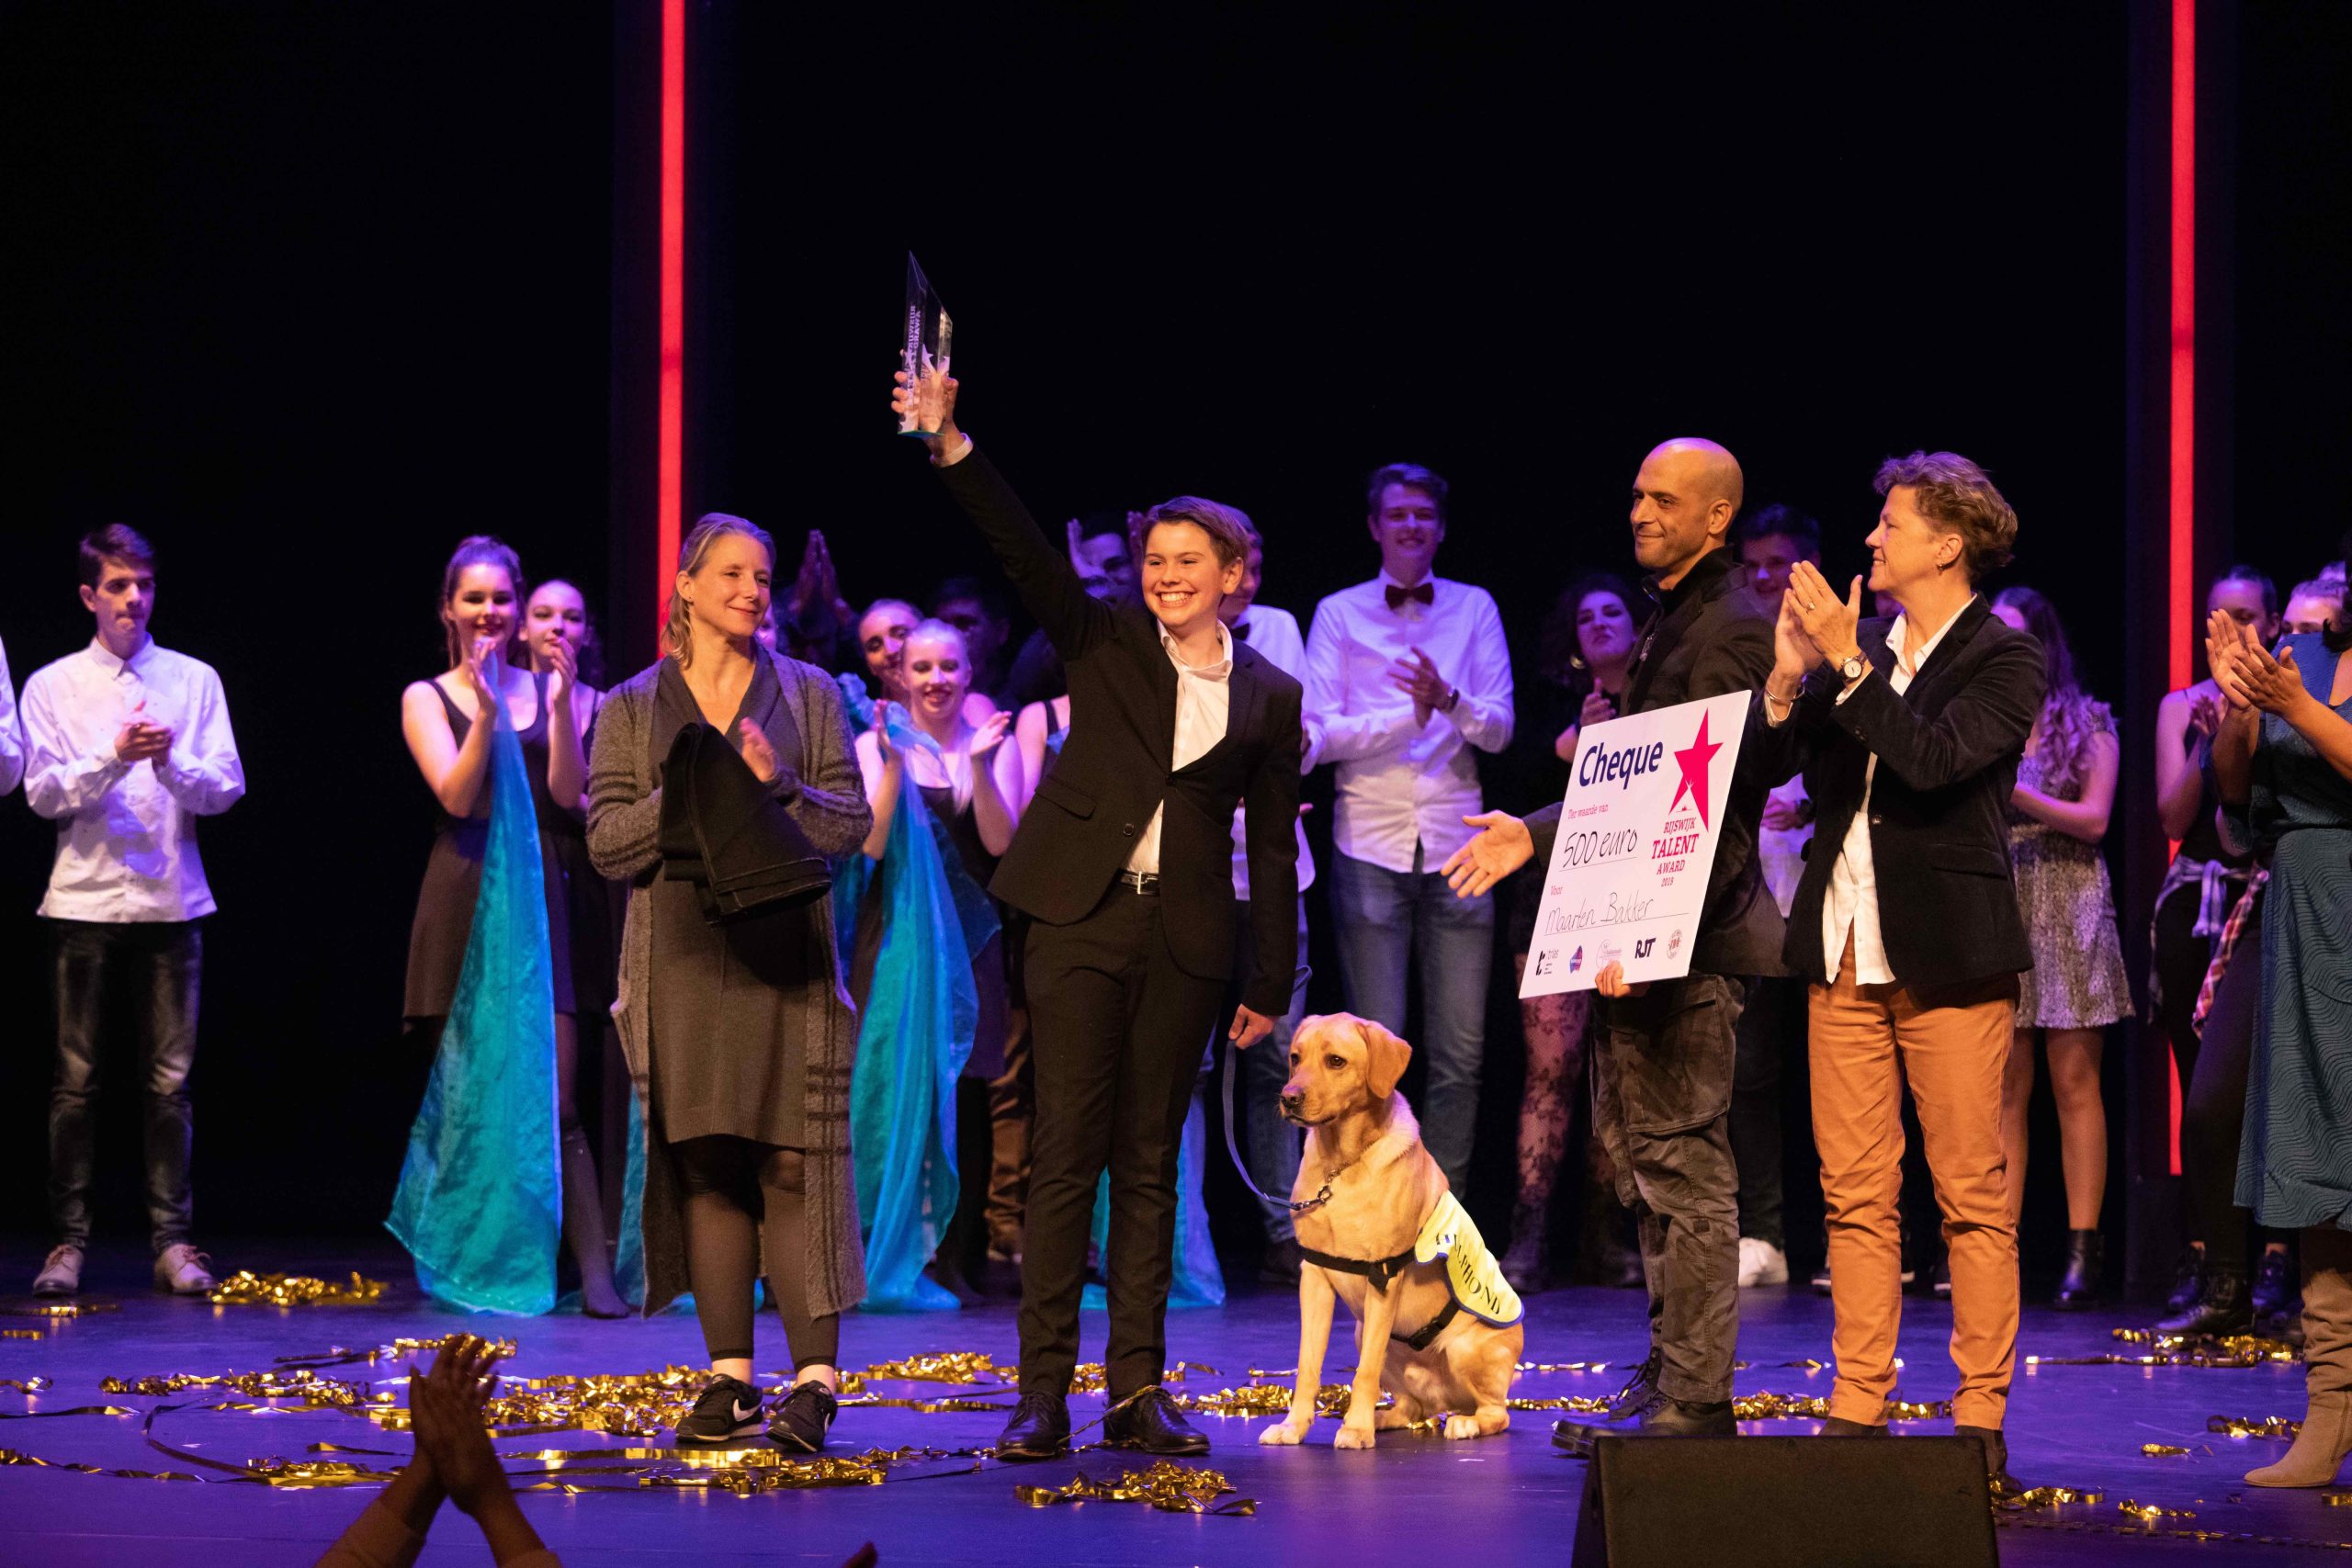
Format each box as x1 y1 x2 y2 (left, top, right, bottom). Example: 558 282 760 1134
1738 1237 1789 1288
33 1244 84 1297
153 1244 215 1295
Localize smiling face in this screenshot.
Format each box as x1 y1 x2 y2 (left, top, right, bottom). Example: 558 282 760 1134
1628 443 1737 584
1367 483 1444 585
443 562 517 658
1280 1013 1413 1127
526 580 589 665
1575 589 1636 668
900 625 972 725
1140 520 1242 640
1864 485 1961 599
858 600 919 695
81 555 156 651
682 532 772 646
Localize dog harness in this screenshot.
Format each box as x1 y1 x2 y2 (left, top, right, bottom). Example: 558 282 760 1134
1297 1192 1525 1349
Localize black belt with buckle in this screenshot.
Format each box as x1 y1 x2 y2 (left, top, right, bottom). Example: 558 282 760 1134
1116 868 1160 895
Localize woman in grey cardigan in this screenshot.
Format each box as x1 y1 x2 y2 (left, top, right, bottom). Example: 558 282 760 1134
587 512 871 1452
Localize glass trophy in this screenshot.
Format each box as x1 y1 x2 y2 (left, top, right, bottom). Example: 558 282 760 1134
898 252 954 436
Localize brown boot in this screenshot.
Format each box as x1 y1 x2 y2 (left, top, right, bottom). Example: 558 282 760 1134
2249 1228 2352 1487
2246 1391 2352 1487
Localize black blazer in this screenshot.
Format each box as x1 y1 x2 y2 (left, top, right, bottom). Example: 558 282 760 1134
1526 547 1784 979
934 446 1304 1018
1744 597 2045 991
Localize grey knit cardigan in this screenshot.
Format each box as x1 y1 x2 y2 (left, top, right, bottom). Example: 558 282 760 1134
585 650 871 1319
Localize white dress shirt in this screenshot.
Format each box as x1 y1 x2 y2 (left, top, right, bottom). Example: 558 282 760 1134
1304 571 1514 874
22 637 246 921
1810 600 1972 985
1227 604 1316 898
0 637 23 796
1129 617 1234 877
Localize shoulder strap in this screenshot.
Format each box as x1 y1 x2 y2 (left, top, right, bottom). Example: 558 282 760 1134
1295 1243 1417 1292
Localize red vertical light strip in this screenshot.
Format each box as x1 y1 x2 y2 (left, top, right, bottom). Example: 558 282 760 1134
655 0 686 649
2167 0 2195 692
2166 0 2196 1175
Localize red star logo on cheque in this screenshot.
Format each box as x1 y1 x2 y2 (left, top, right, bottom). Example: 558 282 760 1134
1668 711 1723 825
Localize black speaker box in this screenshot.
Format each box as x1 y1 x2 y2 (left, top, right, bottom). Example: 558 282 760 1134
1571 1435 1998 1567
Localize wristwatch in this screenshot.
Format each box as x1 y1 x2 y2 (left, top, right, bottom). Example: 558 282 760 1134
1837 651 1867 683
1442 686 1461 714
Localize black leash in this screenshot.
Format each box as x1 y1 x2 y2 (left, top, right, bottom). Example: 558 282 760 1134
1218 1036 1351 1215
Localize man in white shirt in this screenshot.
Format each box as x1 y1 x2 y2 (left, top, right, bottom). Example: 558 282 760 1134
1304 463 1513 1192
1214 522 1319 1280
23 526 245 1298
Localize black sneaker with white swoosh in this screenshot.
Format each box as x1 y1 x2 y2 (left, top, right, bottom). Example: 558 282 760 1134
674 1374 765 1447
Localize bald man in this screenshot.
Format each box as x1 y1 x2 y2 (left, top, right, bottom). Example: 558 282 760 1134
1445 438 1782 1439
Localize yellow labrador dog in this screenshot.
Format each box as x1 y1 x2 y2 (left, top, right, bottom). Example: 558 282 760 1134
1258 1012 1522 1450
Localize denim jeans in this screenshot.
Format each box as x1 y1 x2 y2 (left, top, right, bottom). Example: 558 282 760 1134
1218 896 1311 1242
49 919 204 1253
1329 848 1494 1194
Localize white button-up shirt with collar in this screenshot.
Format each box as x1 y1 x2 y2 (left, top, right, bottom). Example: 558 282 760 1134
1304 570 1514 874
1803 598 1973 986
1227 603 1316 899
22 637 246 922
1129 615 1234 877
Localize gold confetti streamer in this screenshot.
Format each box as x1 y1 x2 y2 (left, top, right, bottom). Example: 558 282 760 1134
0 1447 198 1481
2207 1414 2301 1439
102 1369 375 1409
2003 1485 2104 1509
2118 1499 2196 1522
2140 1443 2190 1457
0 1378 53 1393
1015 1459 1254 1515
2323 1493 2352 1507
2 1329 44 1339
2028 1328 2301 1370
1179 1382 1360 1418
0 1301 119 1318
205 1272 386 1308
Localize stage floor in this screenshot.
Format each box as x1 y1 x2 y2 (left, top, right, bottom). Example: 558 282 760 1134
2 1238 2346 1566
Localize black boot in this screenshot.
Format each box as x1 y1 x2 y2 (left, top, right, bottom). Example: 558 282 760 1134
2254 1246 2297 1320
2156 1268 2252 1337
2165 1244 2207 1313
2052 1229 2102 1311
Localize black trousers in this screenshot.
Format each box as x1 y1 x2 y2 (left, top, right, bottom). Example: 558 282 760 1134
2184 886 2266 1274
1016 884 1226 1399
49 918 204 1252
1729 976 1796 1251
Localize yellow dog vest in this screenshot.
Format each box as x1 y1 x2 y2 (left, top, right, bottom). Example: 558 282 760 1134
1414 1190 1524 1328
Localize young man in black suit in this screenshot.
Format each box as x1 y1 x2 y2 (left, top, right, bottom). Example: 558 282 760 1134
892 366 1303 1461
1444 438 1782 1440
1749 451 2043 1492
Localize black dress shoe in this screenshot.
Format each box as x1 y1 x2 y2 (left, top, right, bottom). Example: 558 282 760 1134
2052 1229 2102 1311
1955 1424 2024 1497
1818 1416 1888 1436
1104 1386 1210 1456
2156 1268 2252 1337
995 1392 1071 1462
1555 1392 1733 1450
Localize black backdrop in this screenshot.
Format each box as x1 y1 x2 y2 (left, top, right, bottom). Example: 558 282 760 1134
1 5 2346 1273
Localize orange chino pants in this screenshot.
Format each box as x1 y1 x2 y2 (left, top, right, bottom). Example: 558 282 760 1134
1810 937 2018 1429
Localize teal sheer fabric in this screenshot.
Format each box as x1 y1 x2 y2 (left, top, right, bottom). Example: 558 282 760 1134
1083 1089 1227 1311
388 719 561 1314
834 677 1000 1311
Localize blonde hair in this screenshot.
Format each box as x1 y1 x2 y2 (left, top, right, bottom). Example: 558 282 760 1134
664 512 775 668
